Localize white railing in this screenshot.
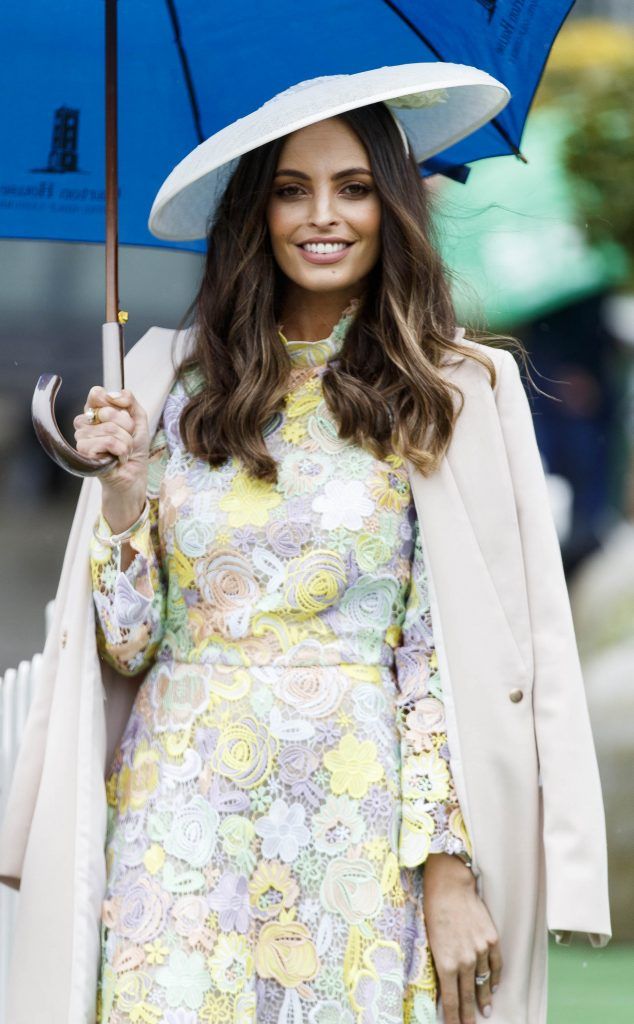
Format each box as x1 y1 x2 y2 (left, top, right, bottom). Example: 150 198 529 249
0 601 53 1023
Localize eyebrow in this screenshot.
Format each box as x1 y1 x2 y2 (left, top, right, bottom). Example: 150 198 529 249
273 166 373 180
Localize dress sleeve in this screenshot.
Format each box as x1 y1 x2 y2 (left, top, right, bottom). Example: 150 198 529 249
394 514 474 870
89 417 169 676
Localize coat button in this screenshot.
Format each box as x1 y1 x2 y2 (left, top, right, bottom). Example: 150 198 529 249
509 688 524 703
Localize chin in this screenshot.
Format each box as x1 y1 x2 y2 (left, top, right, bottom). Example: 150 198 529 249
291 262 366 291
298 272 359 291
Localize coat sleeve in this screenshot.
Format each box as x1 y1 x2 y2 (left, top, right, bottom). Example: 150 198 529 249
89 417 169 676
394 515 474 870
495 349 611 947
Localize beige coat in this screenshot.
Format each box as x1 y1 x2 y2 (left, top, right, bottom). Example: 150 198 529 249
0 325 611 1024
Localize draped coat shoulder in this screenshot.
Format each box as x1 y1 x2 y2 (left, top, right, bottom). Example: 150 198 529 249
0 324 611 1024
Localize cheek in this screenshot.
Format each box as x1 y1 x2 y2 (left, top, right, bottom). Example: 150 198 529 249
266 200 296 246
356 201 381 254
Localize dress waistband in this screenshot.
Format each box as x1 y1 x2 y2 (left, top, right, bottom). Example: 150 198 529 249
155 657 392 681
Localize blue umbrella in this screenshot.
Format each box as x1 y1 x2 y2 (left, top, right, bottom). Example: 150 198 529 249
2 0 577 251
0 0 576 474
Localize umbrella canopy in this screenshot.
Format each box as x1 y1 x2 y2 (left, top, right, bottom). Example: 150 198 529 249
1 0 576 254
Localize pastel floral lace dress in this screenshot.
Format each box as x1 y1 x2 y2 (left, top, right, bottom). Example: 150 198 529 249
90 300 472 1024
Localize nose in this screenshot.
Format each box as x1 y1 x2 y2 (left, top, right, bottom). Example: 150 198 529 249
308 186 339 227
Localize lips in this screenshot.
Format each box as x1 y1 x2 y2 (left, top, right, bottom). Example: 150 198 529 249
297 241 354 265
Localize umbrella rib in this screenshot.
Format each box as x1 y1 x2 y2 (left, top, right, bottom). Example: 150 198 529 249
377 0 527 162
379 0 445 61
165 0 205 144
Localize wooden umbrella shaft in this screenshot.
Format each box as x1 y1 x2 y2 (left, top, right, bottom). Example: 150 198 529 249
30 0 123 477
105 0 118 325
104 0 124 392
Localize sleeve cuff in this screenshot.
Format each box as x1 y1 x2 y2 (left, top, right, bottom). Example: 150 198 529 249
94 511 154 559
550 929 611 948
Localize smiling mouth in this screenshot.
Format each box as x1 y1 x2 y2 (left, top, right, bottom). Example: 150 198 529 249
296 242 355 266
298 241 353 254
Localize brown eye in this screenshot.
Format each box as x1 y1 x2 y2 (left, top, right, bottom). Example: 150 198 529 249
342 183 371 196
275 185 303 197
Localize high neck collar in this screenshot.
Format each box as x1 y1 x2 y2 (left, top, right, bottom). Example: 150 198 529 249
278 297 360 367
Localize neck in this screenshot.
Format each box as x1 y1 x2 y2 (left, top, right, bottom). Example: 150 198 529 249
279 282 364 341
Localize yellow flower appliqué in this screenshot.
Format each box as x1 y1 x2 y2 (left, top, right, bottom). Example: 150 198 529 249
324 734 384 798
219 471 281 528
368 471 410 513
402 749 450 803
254 920 319 988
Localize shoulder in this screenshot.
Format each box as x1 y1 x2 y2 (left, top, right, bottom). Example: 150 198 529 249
125 324 196 380
442 329 518 394
449 329 515 368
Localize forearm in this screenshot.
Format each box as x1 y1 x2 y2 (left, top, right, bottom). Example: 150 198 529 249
424 850 476 889
90 502 166 675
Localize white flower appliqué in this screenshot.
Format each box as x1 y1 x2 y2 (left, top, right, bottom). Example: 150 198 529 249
311 479 374 531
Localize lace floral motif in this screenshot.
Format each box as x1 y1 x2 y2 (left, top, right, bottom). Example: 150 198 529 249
91 302 471 1023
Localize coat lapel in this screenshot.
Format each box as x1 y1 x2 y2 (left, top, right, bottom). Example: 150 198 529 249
434 346 533 674
406 351 550 1021
405 345 534 880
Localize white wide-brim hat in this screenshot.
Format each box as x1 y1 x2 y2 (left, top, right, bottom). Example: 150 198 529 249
149 62 510 241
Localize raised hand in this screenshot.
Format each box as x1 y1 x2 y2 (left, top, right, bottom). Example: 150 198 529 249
74 386 150 533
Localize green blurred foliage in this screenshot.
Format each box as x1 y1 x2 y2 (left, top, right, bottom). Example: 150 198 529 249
533 20 634 291
562 66 634 288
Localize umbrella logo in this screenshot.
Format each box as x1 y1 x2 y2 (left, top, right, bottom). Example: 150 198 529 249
476 0 497 22
31 106 82 174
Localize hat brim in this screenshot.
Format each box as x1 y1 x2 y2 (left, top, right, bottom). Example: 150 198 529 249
149 62 510 241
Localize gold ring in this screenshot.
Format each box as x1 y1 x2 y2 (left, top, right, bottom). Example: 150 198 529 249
85 406 101 425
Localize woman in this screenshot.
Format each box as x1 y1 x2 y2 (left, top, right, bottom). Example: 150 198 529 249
0 64 610 1024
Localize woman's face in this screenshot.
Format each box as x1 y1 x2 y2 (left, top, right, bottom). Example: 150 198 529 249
265 117 382 297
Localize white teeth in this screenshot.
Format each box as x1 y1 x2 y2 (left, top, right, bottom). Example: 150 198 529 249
301 242 349 254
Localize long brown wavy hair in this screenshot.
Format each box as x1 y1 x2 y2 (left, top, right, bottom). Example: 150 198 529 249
175 101 529 482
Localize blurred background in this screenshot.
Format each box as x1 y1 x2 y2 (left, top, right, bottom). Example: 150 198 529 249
1 2 633 1020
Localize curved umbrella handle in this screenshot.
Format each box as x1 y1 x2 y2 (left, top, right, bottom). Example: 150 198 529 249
32 374 119 479
31 322 125 479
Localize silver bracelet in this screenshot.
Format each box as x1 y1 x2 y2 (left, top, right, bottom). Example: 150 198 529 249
93 498 151 549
